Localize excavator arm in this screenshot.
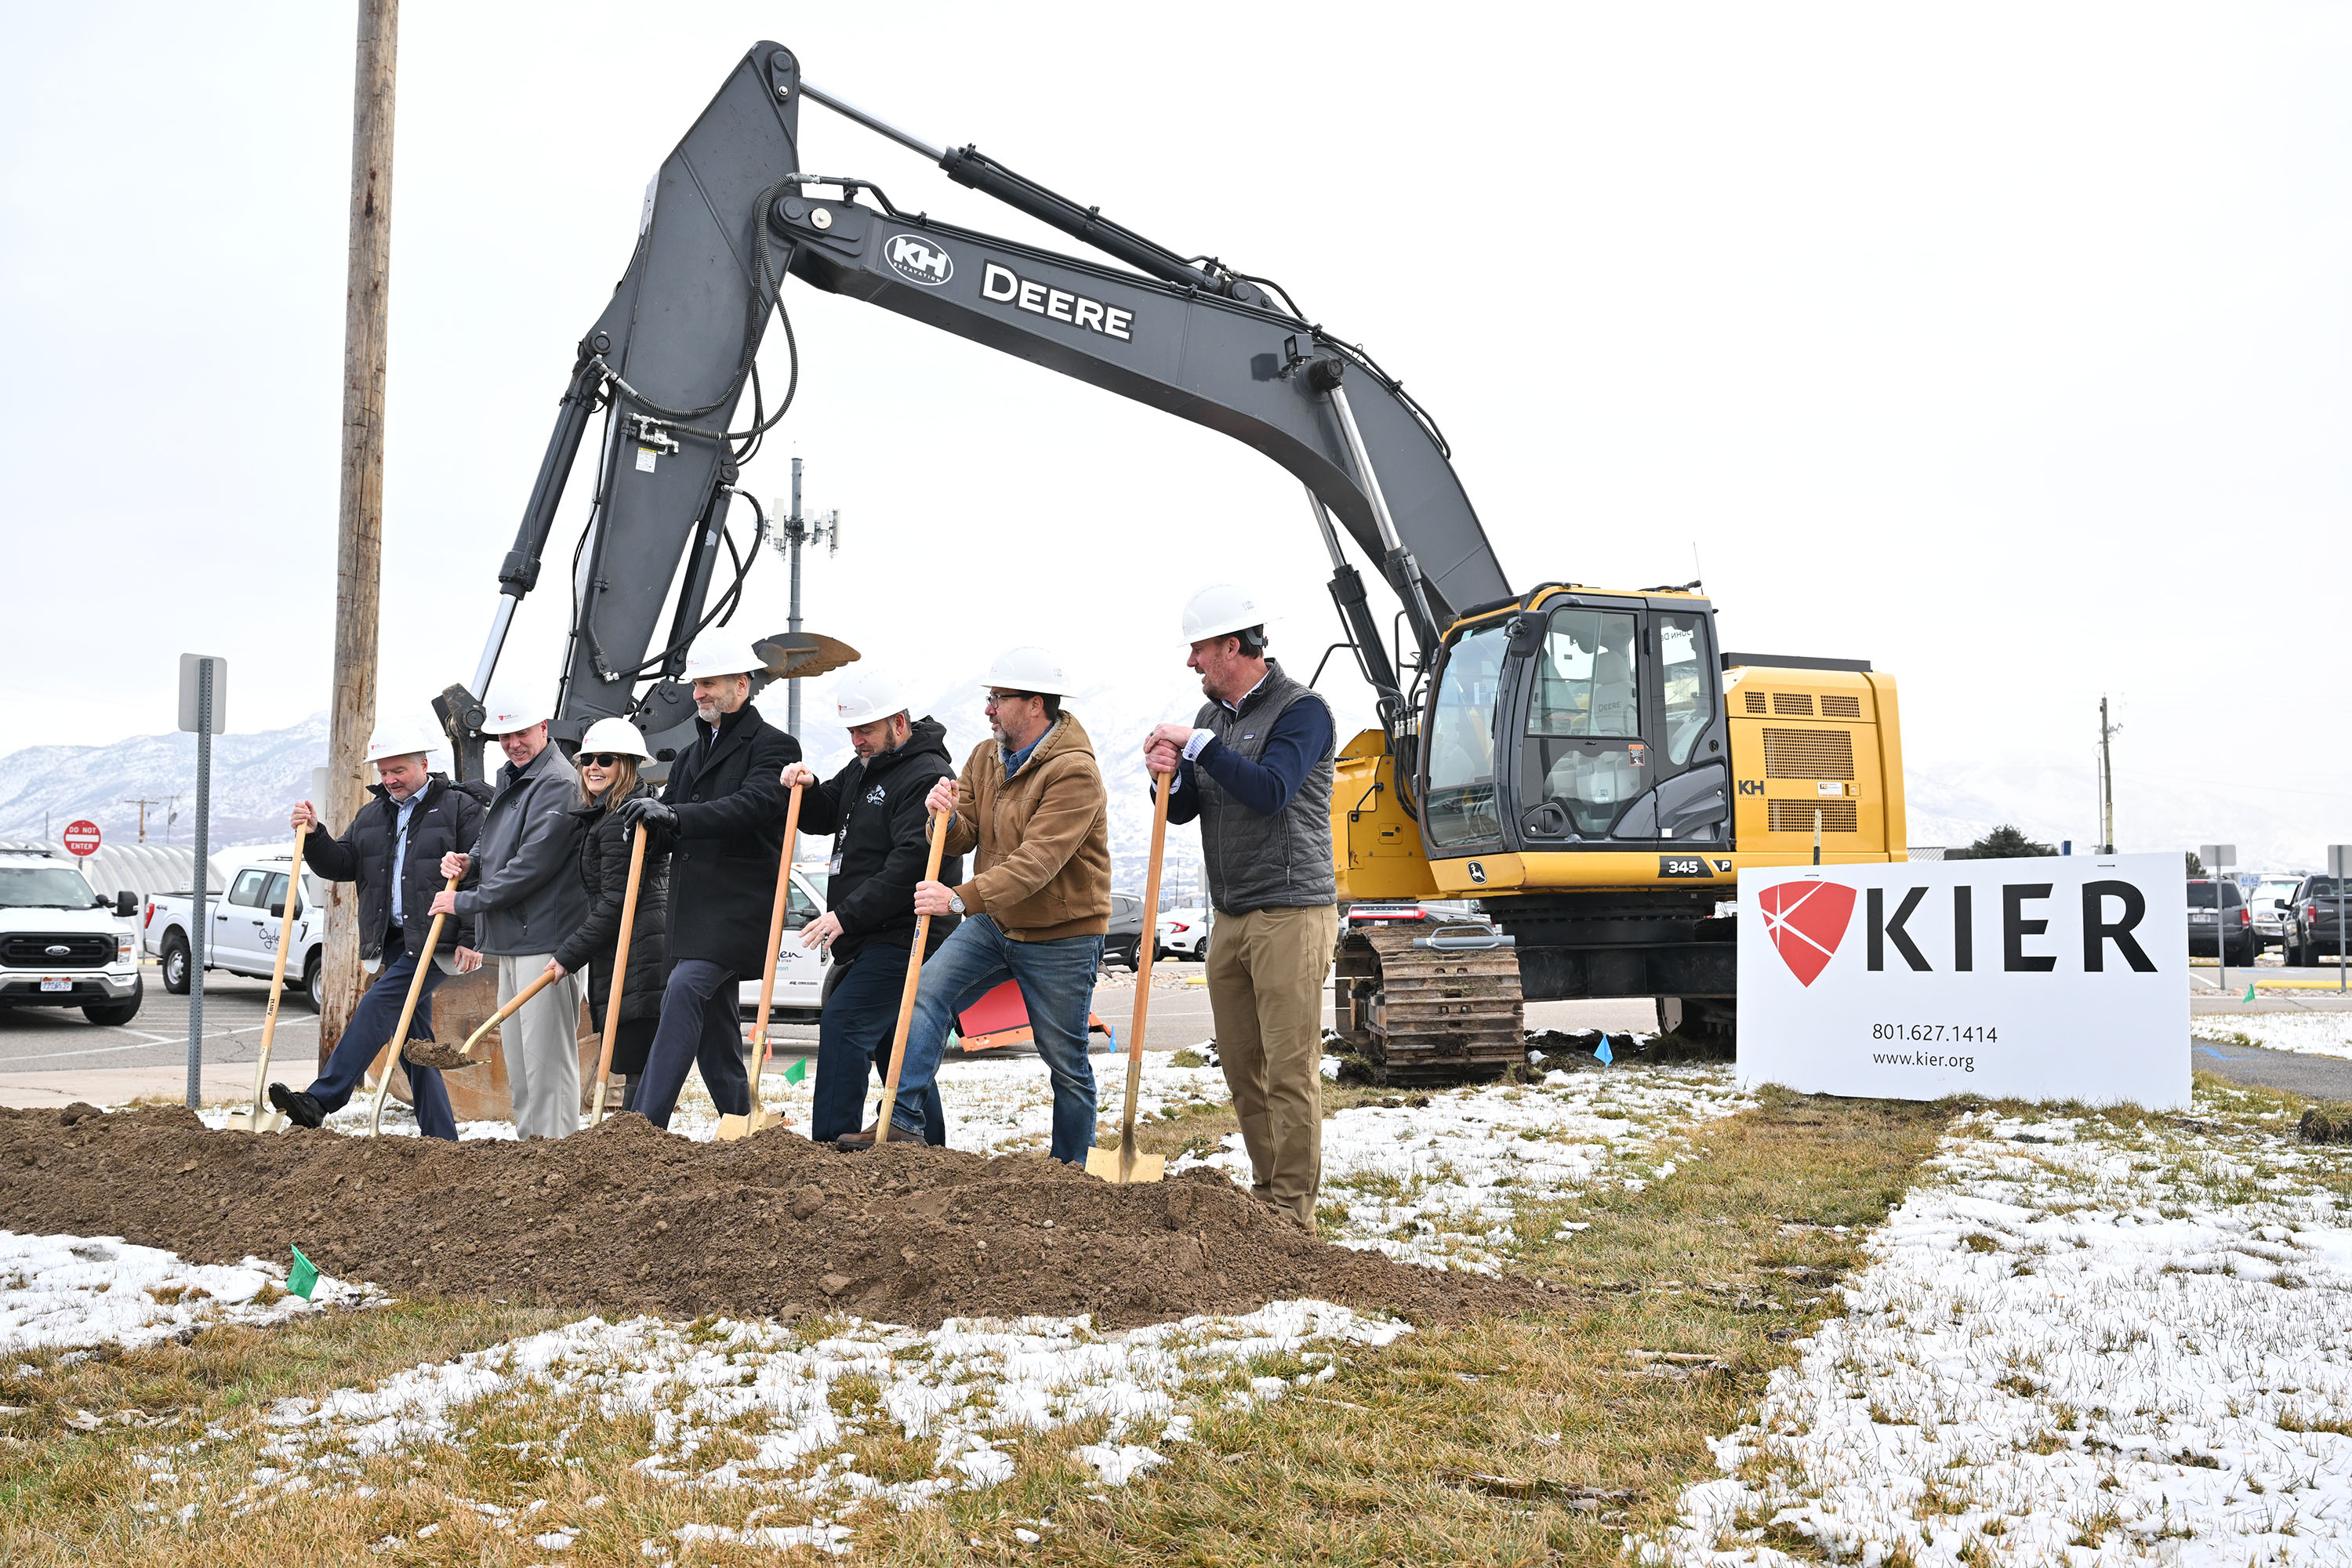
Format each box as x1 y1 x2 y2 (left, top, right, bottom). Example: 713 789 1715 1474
447 41 1509 773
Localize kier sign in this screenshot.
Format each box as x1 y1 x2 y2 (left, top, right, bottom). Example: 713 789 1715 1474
61 820 101 857
1737 853 2188 1109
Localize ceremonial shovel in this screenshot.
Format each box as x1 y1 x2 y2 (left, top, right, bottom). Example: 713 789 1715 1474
226 823 308 1134
366 874 460 1136
1087 773 1171 1185
718 782 804 1142
588 823 650 1126
869 809 949 1148
401 966 557 1072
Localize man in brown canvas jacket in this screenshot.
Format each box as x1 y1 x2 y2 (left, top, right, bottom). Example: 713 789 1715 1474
858 645 1110 1160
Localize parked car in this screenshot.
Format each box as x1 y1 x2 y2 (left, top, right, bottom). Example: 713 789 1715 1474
143 852 321 1007
2251 874 2303 952
2284 876 2347 968
735 865 833 1022
1156 906 1213 960
0 842 144 1025
1104 891 1145 970
2187 877 2256 965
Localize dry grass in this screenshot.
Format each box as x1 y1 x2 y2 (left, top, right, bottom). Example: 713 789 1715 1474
0 1086 1953 1566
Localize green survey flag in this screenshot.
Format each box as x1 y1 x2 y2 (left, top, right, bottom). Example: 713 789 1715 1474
784 1057 808 1085
2243 982 2257 1003
287 1244 319 1301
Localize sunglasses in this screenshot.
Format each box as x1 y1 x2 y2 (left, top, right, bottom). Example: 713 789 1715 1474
580 753 631 768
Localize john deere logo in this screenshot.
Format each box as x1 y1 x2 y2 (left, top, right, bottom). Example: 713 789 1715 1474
884 234 953 287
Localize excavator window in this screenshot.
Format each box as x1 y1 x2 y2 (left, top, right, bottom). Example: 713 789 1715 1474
1524 609 1646 837
1659 612 1714 764
1424 622 1510 848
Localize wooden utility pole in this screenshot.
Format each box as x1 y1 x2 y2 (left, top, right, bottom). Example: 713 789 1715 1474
321 0 399 1062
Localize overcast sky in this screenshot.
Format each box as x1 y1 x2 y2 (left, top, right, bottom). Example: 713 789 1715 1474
2 4 2346 856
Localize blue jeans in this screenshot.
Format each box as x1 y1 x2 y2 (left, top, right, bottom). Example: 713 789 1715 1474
811 944 943 1145
895 915 1100 1162
636 959 753 1131
307 925 457 1141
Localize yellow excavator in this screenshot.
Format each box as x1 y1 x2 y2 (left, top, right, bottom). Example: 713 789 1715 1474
1329 592 1906 1080
441 43 1909 1081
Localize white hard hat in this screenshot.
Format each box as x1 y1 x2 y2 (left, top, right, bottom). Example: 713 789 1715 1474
985 645 1066 696
366 720 440 764
1181 583 1272 646
577 717 653 759
834 669 908 728
681 634 767 681
478 695 547 735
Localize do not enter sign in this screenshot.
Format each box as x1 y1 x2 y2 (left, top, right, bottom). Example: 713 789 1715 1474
62 820 100 857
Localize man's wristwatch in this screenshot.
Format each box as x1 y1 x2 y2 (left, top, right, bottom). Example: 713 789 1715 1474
947 891 966 915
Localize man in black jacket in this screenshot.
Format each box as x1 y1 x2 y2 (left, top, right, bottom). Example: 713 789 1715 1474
779 670 964 1144
269 723 485 1139
619 637 800 1131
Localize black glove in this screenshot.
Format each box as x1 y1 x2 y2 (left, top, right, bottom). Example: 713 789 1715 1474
617 797 678 833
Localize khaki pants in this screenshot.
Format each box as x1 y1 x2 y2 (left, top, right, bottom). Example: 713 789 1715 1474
1204 903 1339 1226
499 953 584 1140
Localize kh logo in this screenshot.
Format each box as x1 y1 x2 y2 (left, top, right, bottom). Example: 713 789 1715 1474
883 234 953 287
1759 880 1857 988
1737 779 1765 797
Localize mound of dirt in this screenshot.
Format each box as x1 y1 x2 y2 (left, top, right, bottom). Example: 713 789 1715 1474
0 1107 1548 1329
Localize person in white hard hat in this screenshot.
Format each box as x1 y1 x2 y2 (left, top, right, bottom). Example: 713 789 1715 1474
615 634 801 1132
778 670 962 1145
269 721 487 1139
430 696 587 1139
868 647 1109 1160
549 717 670 1113
1143 584 1338 1229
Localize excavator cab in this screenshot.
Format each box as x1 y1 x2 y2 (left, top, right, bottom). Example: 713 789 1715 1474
1418 588 1731 860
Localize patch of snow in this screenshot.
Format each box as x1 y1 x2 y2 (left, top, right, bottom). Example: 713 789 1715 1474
0 1232 376 1354
1645 1094 2352 1565
2194 1012 2352 1058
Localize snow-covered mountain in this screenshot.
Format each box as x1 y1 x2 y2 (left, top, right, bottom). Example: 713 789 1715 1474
0 713 329 854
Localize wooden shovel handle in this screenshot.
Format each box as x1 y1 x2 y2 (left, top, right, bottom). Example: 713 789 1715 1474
368 873 458 1135
458 963 562 1058
745 782 805 1107
245 822 307 1123
1116 774 1174 1179
589 823 649 1125
873 810 950 1145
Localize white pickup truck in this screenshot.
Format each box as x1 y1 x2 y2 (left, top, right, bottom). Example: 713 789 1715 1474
143 852 325 1009
0 843 144 1025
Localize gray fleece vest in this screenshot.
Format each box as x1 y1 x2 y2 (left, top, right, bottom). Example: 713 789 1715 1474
1192 661 1337 914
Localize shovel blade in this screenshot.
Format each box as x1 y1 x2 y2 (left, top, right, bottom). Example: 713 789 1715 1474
1085 1145 1166 1185
224 1108 287 1135
399 1038 484 1072
714 1106 782 1142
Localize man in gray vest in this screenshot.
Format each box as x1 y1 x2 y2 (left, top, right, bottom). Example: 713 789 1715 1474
432 697 587 1138
1144 584 1337 1229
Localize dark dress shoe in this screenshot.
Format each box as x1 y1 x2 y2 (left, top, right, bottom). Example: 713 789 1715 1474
268 1083 325 1129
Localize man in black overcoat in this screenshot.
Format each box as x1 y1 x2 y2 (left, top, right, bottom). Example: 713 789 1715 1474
618 637 800 1131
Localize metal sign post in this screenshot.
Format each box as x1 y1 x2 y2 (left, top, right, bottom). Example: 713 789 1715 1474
179 655 227 1109
2199 843 2236 995
2332 845 2350 995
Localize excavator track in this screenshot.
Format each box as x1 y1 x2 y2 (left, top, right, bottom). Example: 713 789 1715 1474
1330 924 1526 1085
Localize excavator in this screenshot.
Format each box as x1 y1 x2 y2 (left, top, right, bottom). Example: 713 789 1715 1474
439 42 1909 1082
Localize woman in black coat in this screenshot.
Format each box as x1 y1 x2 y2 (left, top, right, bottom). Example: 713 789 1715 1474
547 720 670 1112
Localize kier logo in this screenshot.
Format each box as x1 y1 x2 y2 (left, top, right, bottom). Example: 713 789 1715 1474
1759 880 1857 988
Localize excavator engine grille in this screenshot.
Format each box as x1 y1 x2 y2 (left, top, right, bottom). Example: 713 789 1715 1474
1762 728 1856 779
